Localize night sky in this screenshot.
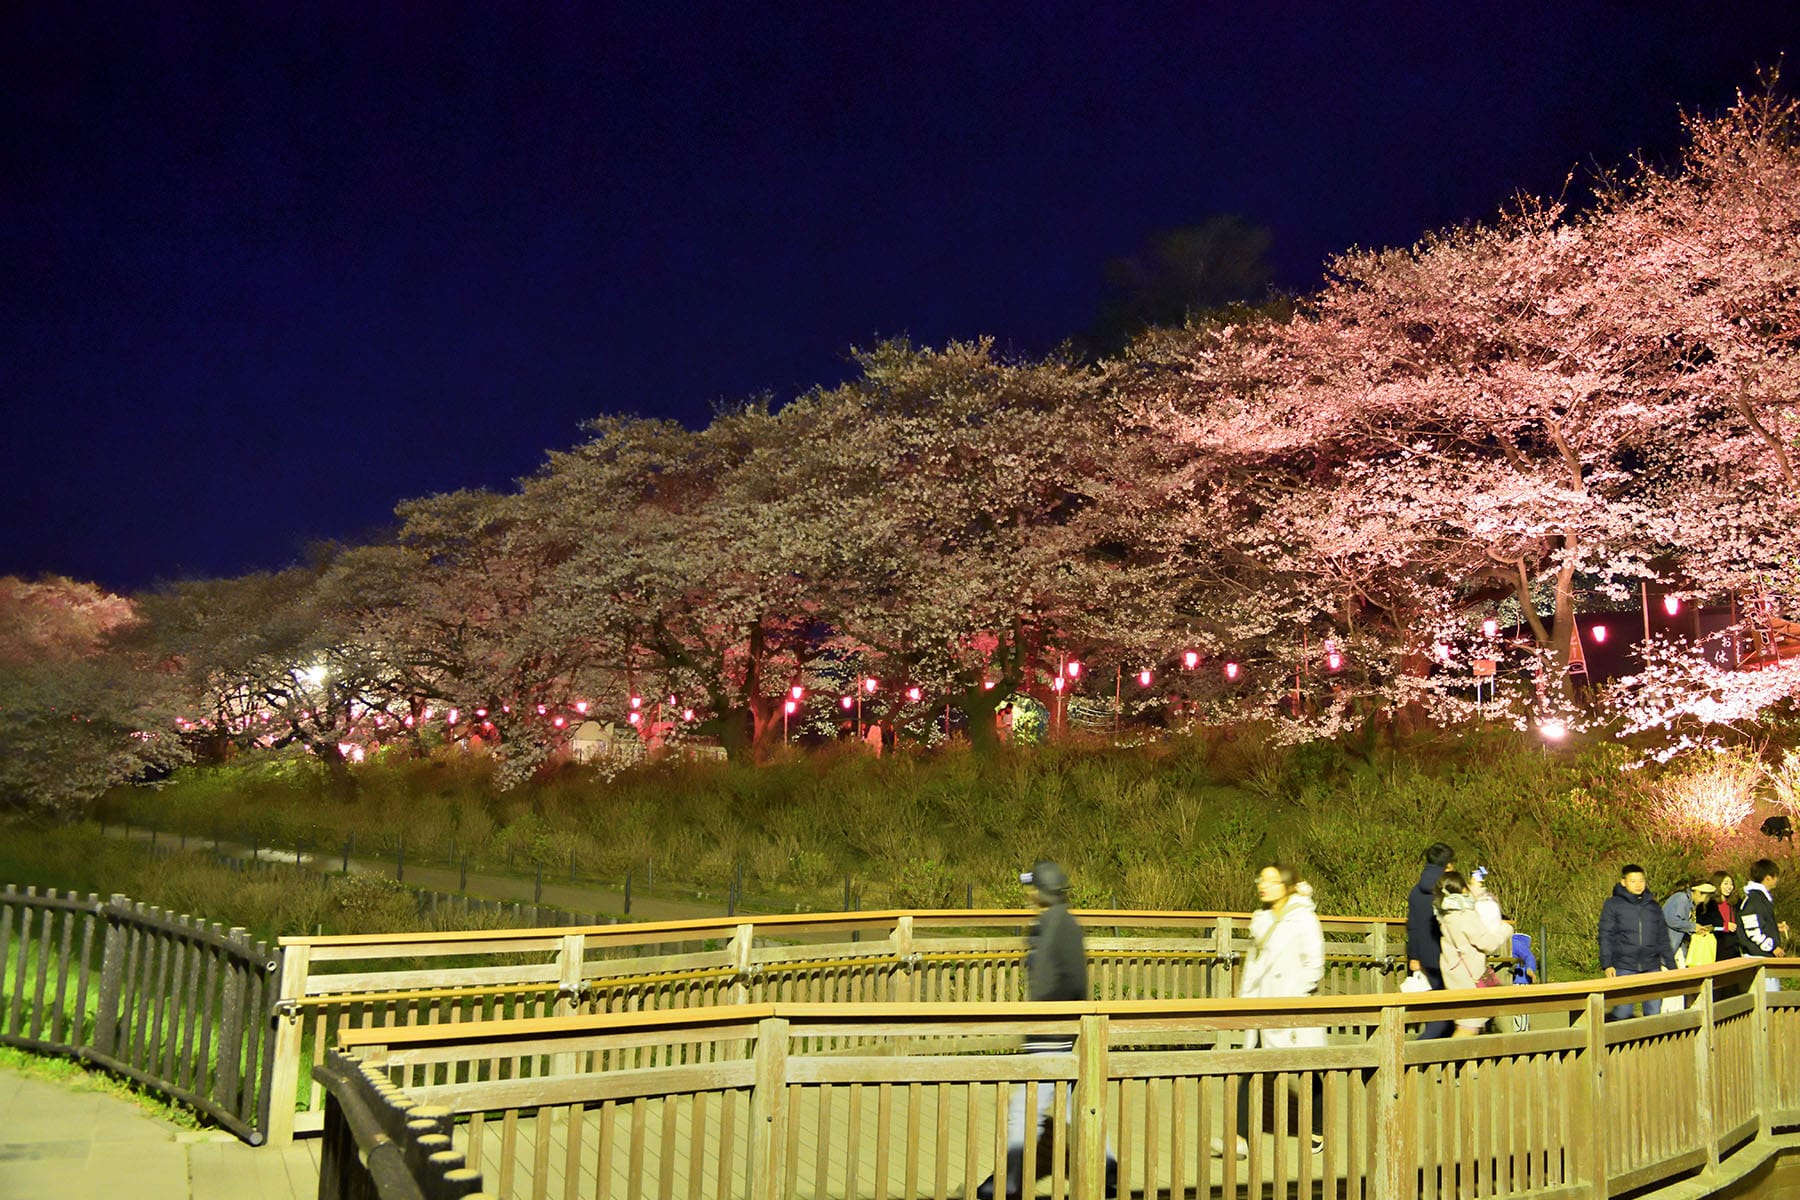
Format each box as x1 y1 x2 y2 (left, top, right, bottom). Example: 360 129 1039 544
6 5 1800 593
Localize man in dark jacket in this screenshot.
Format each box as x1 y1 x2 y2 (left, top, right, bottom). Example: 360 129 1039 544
977 861 1116 1199
1599 863 1676 1020
1407 843 1456 1039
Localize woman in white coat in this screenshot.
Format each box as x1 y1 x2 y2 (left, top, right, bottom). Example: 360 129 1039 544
1214 862 1327 1159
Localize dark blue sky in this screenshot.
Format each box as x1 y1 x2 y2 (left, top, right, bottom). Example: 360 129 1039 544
5 4 1799 592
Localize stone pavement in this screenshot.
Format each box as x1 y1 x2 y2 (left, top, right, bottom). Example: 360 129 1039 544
0 1066 319 1200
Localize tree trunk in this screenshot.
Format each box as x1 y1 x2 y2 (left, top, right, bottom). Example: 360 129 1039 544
960 685 1001 754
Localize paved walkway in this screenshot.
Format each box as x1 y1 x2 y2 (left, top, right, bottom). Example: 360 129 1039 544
0 1067 318 1200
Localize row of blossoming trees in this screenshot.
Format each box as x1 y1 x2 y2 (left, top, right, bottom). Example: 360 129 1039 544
5 87 1800 811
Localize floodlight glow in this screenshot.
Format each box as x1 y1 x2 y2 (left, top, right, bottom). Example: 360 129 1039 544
302 664 327 687
1541 718 1567 741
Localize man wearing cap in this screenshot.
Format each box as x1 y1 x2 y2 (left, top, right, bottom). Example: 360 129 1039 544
977 861 1116 1199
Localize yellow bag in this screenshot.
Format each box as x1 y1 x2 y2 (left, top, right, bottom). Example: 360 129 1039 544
1685 930 1718 967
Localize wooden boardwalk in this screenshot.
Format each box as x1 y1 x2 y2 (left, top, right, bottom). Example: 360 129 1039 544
457 1076 1349 1200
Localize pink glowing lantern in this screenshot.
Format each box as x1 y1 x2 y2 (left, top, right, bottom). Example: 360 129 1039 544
906 686 922 702
447 707 460 725
1326 646 1343 672
1592 624 1608 644
1482 618 1498 638
1663 595 1681 617
1224 662 1240 681
1051 677 1066 693
574 700 588 714
863 677 878 693
840 695 854 710
1183 650 1199 669
790 684 804 701
682 708 695 722
1138 669 1153 686
630 695 643 710
982 680 996 690
627 711 641 725
536 704 547 715
784 699 798 715
1066 660 1082 679
474 708 487 718
552 715 566 728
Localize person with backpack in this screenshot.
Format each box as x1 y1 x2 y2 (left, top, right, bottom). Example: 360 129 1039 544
1406 842 1456 1039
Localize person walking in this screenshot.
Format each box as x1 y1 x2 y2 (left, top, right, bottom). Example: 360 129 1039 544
1662 880 1716 967
1407 843 1456 1039
1213 862 1327 1160
1435 871 1514 1037
976 861 1116 1199
1737 859 1790 993
1598 864 1676 1020
1697 871 1740 962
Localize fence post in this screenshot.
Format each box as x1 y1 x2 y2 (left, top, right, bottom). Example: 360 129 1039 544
747 1016 790 1200
624 870 632 915
1075 1013 1108 1199
1370 920 1388 991
892 916 915 1002
265 942 311 1147
1752 963 1773 1139
1695 977 1719 1174
1581 990 1609 1194
92 895 129 1057
729 924 757 1005
1371 1004 1406 1200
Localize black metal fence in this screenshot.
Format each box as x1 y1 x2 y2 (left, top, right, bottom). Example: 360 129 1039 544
0 884 280 1143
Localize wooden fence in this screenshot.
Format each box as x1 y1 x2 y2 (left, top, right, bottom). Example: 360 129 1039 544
0 884 281 1143
321 957 1800 1200
270 910 1409 1143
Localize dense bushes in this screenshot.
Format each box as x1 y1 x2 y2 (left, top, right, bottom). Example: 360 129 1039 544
64 721 1800 978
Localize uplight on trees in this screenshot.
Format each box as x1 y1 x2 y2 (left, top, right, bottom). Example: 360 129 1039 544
1540 718 1567 741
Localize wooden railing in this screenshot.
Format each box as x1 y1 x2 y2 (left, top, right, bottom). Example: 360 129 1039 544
271 909 1408 1142
0 885 281 1143
321 957 1800 1200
